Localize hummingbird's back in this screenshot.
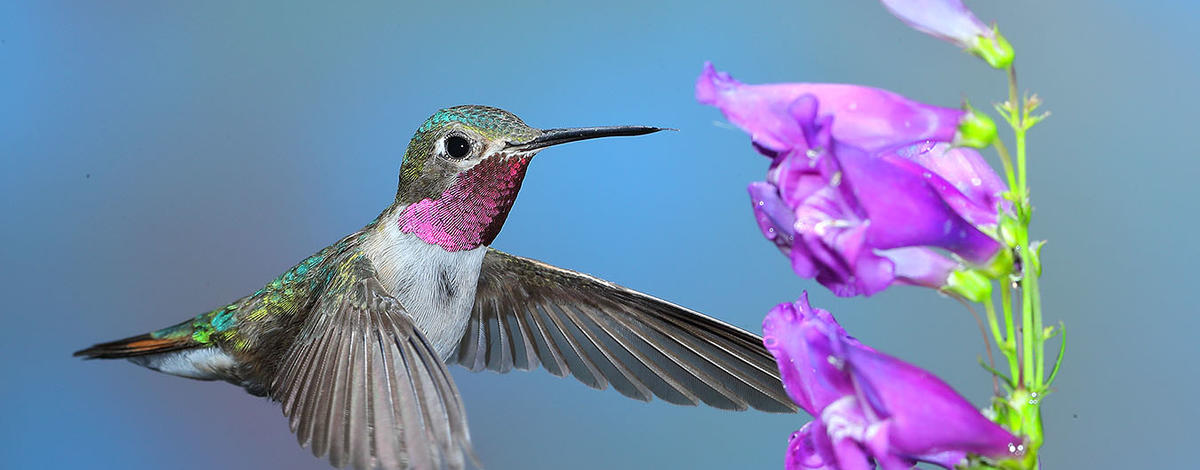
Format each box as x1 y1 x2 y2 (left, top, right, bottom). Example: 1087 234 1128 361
74 228 372 395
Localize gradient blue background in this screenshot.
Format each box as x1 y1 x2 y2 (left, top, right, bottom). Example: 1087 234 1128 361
2 1 1195 468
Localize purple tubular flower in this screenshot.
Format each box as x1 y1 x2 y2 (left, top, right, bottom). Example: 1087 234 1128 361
879 0 990 47
763 293 1020 469
699 64 1008 297
696 63 967 153
879 0 1014 69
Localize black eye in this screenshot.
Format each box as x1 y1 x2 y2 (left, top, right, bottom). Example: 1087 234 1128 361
446 135 471 159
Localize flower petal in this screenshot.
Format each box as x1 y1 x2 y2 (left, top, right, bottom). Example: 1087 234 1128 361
697 63 967 153
696 63 813 153
836 144 1003 264
842 344 1021 459
894 141 1007 225
787 423 837 470
879 0 991 47
878 246 958 289
763 294 858 414
748 181 796 251
767 294 1020 467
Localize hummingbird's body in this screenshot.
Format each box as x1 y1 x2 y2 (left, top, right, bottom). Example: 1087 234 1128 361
77 106 795 470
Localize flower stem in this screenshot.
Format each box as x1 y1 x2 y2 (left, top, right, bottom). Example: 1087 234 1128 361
1020 266 1034 387
983 292 1005 357
1009 66 1028 204
1008 66 1019 115
1032 273 1044 390
992 138 1018 196
1001 282 1018 383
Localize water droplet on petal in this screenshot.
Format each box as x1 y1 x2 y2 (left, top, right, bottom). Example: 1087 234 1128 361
971 177 983 186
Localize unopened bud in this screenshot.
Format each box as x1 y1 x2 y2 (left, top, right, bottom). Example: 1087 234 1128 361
955 107 998 149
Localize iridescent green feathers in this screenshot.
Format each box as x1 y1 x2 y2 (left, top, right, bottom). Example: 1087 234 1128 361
74 234 364 362
154 251 333 352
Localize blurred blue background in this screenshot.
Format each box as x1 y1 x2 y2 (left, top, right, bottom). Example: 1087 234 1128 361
2 1 1195 468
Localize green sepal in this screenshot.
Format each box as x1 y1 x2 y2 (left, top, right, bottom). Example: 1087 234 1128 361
998 213 1021 249
981 245 1015 278
1028 240 1045 276
970 27 1015 69
955 104 999 149
946 269 993 303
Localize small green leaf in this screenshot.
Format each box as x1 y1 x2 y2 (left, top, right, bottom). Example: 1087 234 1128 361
978 356 1016 390
1045 322 1067 388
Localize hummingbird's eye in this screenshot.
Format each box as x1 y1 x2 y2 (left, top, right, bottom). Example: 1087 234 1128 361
445 135 472 159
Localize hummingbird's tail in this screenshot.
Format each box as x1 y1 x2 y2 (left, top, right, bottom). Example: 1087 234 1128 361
76 302 235 360
74 317 239 382
73 331 196 359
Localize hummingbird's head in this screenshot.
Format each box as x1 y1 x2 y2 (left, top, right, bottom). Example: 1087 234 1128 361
393 105 664 252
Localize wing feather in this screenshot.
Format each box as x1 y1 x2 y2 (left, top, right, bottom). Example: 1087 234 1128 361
273 254 474 470
455 248 797 413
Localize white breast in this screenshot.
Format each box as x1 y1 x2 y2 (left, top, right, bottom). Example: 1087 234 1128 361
362 215 488 360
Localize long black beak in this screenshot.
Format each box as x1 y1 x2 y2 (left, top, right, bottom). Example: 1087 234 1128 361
505 126 668 152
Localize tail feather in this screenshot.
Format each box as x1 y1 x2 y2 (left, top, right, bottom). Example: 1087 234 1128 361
74 333 196 359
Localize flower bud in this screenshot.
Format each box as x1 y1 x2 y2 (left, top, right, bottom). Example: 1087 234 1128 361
955 106 998 149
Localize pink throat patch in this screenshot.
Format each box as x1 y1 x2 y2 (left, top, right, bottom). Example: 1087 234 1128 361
397 156 532 252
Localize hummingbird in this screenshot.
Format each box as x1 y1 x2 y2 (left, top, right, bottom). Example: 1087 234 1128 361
75 105 796 470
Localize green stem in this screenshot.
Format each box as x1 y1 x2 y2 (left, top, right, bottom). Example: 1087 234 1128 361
1016 128 1028 206
1020 267 1033 388
983 290 1005 356
1001 282 1018 383
992 138 1018 197
988 61 1050 470
1006 63 1037 391
1008 66 1019 114
1030 257 1044 390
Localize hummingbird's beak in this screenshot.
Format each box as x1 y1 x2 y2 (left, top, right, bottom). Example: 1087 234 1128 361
505 126 669 152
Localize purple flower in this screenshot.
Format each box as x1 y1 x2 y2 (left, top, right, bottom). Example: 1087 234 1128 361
763 293 1021 469
696 63 973 154
698 64 1008 297
879 0 1014 69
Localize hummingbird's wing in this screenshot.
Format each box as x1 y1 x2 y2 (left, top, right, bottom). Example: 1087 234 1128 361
454 248 797 413
272 252 475 470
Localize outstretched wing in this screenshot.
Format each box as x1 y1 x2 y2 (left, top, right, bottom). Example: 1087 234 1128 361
272 253 475 470
453 248 796 413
